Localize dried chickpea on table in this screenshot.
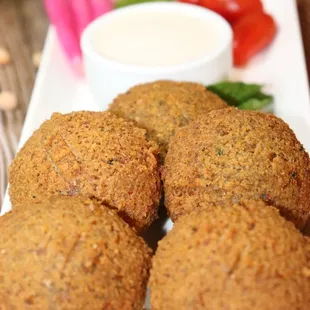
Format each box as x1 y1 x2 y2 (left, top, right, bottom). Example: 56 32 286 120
0 0 310 207
0 0 48 205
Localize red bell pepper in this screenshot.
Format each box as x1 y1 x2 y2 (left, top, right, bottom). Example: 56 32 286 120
233 11 277 66
198 0 263 23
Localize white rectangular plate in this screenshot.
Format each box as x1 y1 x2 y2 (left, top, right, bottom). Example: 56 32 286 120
2 0 310 214
1 0 309 308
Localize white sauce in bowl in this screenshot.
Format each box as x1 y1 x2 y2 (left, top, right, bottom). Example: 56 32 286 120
92 10 222 67
82 2 232 105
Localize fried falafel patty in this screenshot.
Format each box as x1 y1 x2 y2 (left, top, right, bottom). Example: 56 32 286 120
9 111 161 231
0 196 151 310
150 201 310 310
109 81 228 161
162 108 310 228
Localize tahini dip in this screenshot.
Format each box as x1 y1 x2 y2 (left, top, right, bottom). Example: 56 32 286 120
91 10 222 67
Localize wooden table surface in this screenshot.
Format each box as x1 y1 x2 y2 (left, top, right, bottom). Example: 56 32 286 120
0 0 48 203
0 0 309 206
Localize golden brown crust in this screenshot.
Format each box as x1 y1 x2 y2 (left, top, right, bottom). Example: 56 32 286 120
109 81 228 161
162 108 310 228
9 111 161 232
150 201 310 310
0 196 152 310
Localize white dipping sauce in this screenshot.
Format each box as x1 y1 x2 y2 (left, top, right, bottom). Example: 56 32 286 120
92 10 221 67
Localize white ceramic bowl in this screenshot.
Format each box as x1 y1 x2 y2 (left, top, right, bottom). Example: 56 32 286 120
81 2 232 106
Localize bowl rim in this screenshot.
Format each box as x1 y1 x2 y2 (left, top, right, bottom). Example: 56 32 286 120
81 2 232 74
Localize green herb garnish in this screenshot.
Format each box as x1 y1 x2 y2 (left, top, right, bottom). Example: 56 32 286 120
207 81 274 111
107 159 115 165
238 93 273 110
217 148 223 156
291 171 297 178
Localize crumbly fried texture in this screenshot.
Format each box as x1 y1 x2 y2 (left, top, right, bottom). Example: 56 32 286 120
109 81 227 161
162 108 310 228
150 201 310 310
9 111 161 232
0 196 152 310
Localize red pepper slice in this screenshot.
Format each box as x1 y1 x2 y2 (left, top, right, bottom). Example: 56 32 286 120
233 11 277 66
198 0 263 23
